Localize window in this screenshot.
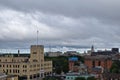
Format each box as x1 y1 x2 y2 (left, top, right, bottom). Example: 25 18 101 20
10 70 11 73
98 61 101 66
23 65 27 68
18 70 19 73
33 52 37 54
92 61 95 68
33 59 38 62
25 65 27 68
6 69 8 73
23 70 27 72
41 64 43 67
16 70 17 73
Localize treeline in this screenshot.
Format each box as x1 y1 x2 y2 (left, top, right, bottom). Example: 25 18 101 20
110 60 120 73
45 55 84 74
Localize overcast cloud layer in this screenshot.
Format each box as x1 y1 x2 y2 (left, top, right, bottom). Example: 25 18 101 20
0 0 120 49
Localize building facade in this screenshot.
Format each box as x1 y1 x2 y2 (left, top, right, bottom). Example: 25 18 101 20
0 45 52 80
84 55 112 73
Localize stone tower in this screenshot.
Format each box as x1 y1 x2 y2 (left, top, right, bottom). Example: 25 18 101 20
30 45 44 69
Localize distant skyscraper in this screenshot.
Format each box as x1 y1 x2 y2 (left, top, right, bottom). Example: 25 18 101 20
91 45 94 53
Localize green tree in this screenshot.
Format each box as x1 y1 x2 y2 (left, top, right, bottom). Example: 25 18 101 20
87 77 96 80
75 77 86 80
45 56 69 74
110 60 120 73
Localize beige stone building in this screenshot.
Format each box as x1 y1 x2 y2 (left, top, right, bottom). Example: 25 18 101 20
0 45 52 80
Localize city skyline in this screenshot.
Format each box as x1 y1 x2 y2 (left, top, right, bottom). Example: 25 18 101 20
0 0 120 48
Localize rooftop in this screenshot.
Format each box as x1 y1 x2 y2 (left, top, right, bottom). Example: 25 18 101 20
85 55 112 60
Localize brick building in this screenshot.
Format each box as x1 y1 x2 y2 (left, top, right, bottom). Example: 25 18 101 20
84 55 112 73
69 57 78 72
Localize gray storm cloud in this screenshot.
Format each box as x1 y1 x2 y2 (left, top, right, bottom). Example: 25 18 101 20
0 0 120 48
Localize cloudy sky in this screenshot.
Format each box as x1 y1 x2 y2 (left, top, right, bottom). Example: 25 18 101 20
0 0 120 49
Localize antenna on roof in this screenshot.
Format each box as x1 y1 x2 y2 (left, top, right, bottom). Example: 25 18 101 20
36 25 39 46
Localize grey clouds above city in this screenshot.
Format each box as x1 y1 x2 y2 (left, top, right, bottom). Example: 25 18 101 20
0 0 120 48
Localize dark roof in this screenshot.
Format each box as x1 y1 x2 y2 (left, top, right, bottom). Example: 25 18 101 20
0 53 30 57
91 51 117 56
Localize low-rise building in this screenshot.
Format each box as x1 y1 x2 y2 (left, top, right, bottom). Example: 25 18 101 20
63 51 79 56
65 72 95 80
91 48 119 56
46 51 62 57
0 45 52 80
